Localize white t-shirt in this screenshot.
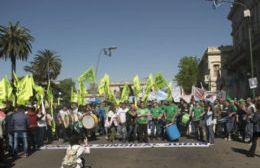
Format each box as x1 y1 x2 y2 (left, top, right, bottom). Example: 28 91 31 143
116 107 129 124
59 109 70 119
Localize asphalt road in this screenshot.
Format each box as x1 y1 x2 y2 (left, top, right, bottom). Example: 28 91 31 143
7 138 260 168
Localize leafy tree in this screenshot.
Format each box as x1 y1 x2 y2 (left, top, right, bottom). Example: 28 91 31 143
175 56 198 94
57 78 75 104
0 22 34 80
24 49 62 84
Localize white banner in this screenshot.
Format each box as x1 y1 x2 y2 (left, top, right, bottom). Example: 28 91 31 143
40 142 210 150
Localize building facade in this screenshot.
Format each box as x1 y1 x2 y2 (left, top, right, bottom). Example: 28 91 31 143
227 0 260 98
198 46 233 93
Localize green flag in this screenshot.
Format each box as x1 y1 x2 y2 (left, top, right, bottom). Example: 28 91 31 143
142 74 154 102
98 74 110 96
132 75 141 97
46 80 56 133
16 75 34 105
33 80 45 106
70 87 78 103
167 82 173 101
79 66 96 83
78 80 87 105
0 76 13 101
120 84 130 102
154 72 167 90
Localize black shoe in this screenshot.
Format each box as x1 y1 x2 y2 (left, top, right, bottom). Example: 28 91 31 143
247 153 255 157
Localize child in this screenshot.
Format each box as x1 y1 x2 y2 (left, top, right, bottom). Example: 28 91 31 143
61 133 90 168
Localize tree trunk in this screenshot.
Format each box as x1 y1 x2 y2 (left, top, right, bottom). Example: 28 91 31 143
11 55 16 82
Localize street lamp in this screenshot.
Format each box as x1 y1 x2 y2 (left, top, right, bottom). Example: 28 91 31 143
95 47 117 79
206 0 255 98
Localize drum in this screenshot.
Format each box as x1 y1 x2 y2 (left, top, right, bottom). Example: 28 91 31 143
181 114 190 125
165 124 180 141
82 114 98 129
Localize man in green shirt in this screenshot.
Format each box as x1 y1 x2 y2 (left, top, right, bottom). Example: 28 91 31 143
137 101 150 143
192 102 204 141
164 101 178 124
150 102 163 139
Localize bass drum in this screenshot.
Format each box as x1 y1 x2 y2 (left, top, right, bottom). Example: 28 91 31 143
82 114 98 129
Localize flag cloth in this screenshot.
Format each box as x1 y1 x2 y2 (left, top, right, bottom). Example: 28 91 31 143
0 76 13 101
143 74 154 102
132 75 141 97
70 87 78 103
16 75 34 105
98 74 110 96
78 79 88 105
120 84 130 102
33 84 45 106
13 71 19 87
192 86 205 101
79 66 96 83
154 72 167 90
167 82 173 101
46 80 56 133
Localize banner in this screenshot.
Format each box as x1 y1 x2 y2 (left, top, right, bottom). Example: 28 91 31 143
41 142 209 150
172 84 181 102
192 86 205 101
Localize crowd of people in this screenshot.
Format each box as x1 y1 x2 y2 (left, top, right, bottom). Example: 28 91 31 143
1 96 260 165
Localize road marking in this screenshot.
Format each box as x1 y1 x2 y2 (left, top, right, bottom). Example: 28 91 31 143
41 142 210 149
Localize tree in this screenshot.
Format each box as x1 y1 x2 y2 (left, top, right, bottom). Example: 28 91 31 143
57 78 75 104
175 56 198 94
24 49 62 84
0 22 34 80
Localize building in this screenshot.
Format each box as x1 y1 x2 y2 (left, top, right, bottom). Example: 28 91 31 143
197 46 233 92
109 81 146 97
227 0 260 98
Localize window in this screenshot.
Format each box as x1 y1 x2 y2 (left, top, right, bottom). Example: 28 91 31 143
213 64 220 77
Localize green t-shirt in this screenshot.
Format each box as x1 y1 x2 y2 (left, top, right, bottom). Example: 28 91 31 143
164 105 178 122
192 107 203 121
150 107 162 118
137 108 149 124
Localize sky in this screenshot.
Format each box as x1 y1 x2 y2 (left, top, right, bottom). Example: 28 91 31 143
0 0 232 82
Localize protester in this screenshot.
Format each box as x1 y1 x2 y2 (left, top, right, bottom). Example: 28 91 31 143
36 107 47 148
248 99 260 157
105 105 118 142
191 102 204 141
136 102 150 143
204 105 214 144
150 102 163 140
0 104 6 163
61 133 90 168
11 105 29 158
126 104 138 142
116 102 128 142
26 107 38 151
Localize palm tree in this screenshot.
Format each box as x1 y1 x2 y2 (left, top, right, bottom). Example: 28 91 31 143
0 22 34 80
24 49 62 84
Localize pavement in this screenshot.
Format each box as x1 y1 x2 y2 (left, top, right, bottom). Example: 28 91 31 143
3 137 260 168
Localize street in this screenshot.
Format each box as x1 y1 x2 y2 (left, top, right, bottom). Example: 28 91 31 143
10 138 260 168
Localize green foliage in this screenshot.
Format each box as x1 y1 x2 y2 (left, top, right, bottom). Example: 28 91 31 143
24 49 62 83
58 78 75 104
175 56 198 94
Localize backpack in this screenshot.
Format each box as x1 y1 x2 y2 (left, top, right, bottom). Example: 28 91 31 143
61 145 80 168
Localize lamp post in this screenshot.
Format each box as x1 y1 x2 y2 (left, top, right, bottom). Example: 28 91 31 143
94 47 117 93
95 47 117 79
206 0 255 98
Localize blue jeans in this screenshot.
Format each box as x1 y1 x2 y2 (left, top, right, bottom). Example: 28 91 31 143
13 131 28 155
8 133 13 152
206 125 214 144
